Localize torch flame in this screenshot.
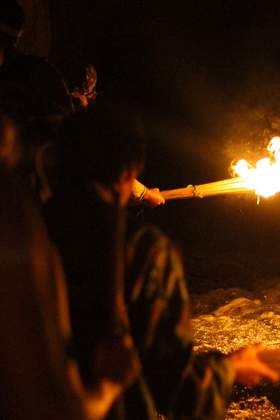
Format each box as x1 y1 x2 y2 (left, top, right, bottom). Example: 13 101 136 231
161 136 280 202
233 136 280 198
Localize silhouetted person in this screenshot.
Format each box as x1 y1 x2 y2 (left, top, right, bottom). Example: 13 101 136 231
0 1 73 121
44 101 279 420
0 114 141 420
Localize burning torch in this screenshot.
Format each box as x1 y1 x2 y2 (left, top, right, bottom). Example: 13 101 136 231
160 136 280 202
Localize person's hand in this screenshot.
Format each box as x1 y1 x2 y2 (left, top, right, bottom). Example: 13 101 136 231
68 333 141 420
143 187 165 207
227 343 279 386
90 333 141 389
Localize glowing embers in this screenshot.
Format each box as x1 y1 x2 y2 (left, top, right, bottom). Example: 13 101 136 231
233 137 280 198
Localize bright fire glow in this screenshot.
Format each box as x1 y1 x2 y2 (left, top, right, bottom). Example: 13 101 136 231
233 137 280 198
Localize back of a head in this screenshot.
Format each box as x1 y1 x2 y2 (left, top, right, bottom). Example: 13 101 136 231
58 100 146 187
0 1 25 49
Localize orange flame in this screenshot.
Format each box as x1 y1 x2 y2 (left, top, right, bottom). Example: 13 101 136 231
233 137 280 198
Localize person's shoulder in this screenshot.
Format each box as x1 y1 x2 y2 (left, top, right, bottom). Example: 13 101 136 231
14 53 68 94
15 53 58 72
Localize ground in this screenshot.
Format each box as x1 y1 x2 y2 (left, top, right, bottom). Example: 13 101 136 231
191 259 280 419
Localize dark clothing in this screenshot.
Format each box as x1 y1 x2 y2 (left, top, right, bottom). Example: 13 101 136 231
45 187 127 383
126 226 234 419
45 189 234 419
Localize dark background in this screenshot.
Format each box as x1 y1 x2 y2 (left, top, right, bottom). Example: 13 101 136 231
21 0 280 293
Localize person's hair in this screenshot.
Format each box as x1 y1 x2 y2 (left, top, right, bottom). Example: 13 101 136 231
58 100 146 187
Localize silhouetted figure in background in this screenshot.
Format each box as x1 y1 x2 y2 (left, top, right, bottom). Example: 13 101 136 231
67 61 98 110
0 2 75 202
0 1 73 121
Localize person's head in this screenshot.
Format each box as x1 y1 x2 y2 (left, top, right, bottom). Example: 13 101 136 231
0 1 25 52
58 100 146 193
67 62 98 110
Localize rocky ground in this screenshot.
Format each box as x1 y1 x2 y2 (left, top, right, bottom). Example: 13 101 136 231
191 281 280 419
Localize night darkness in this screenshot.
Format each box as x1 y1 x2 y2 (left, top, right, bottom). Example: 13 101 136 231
19 0 279 294
45 1 280 294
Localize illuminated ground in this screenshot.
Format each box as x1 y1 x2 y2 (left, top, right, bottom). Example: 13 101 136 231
192 284 280 419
